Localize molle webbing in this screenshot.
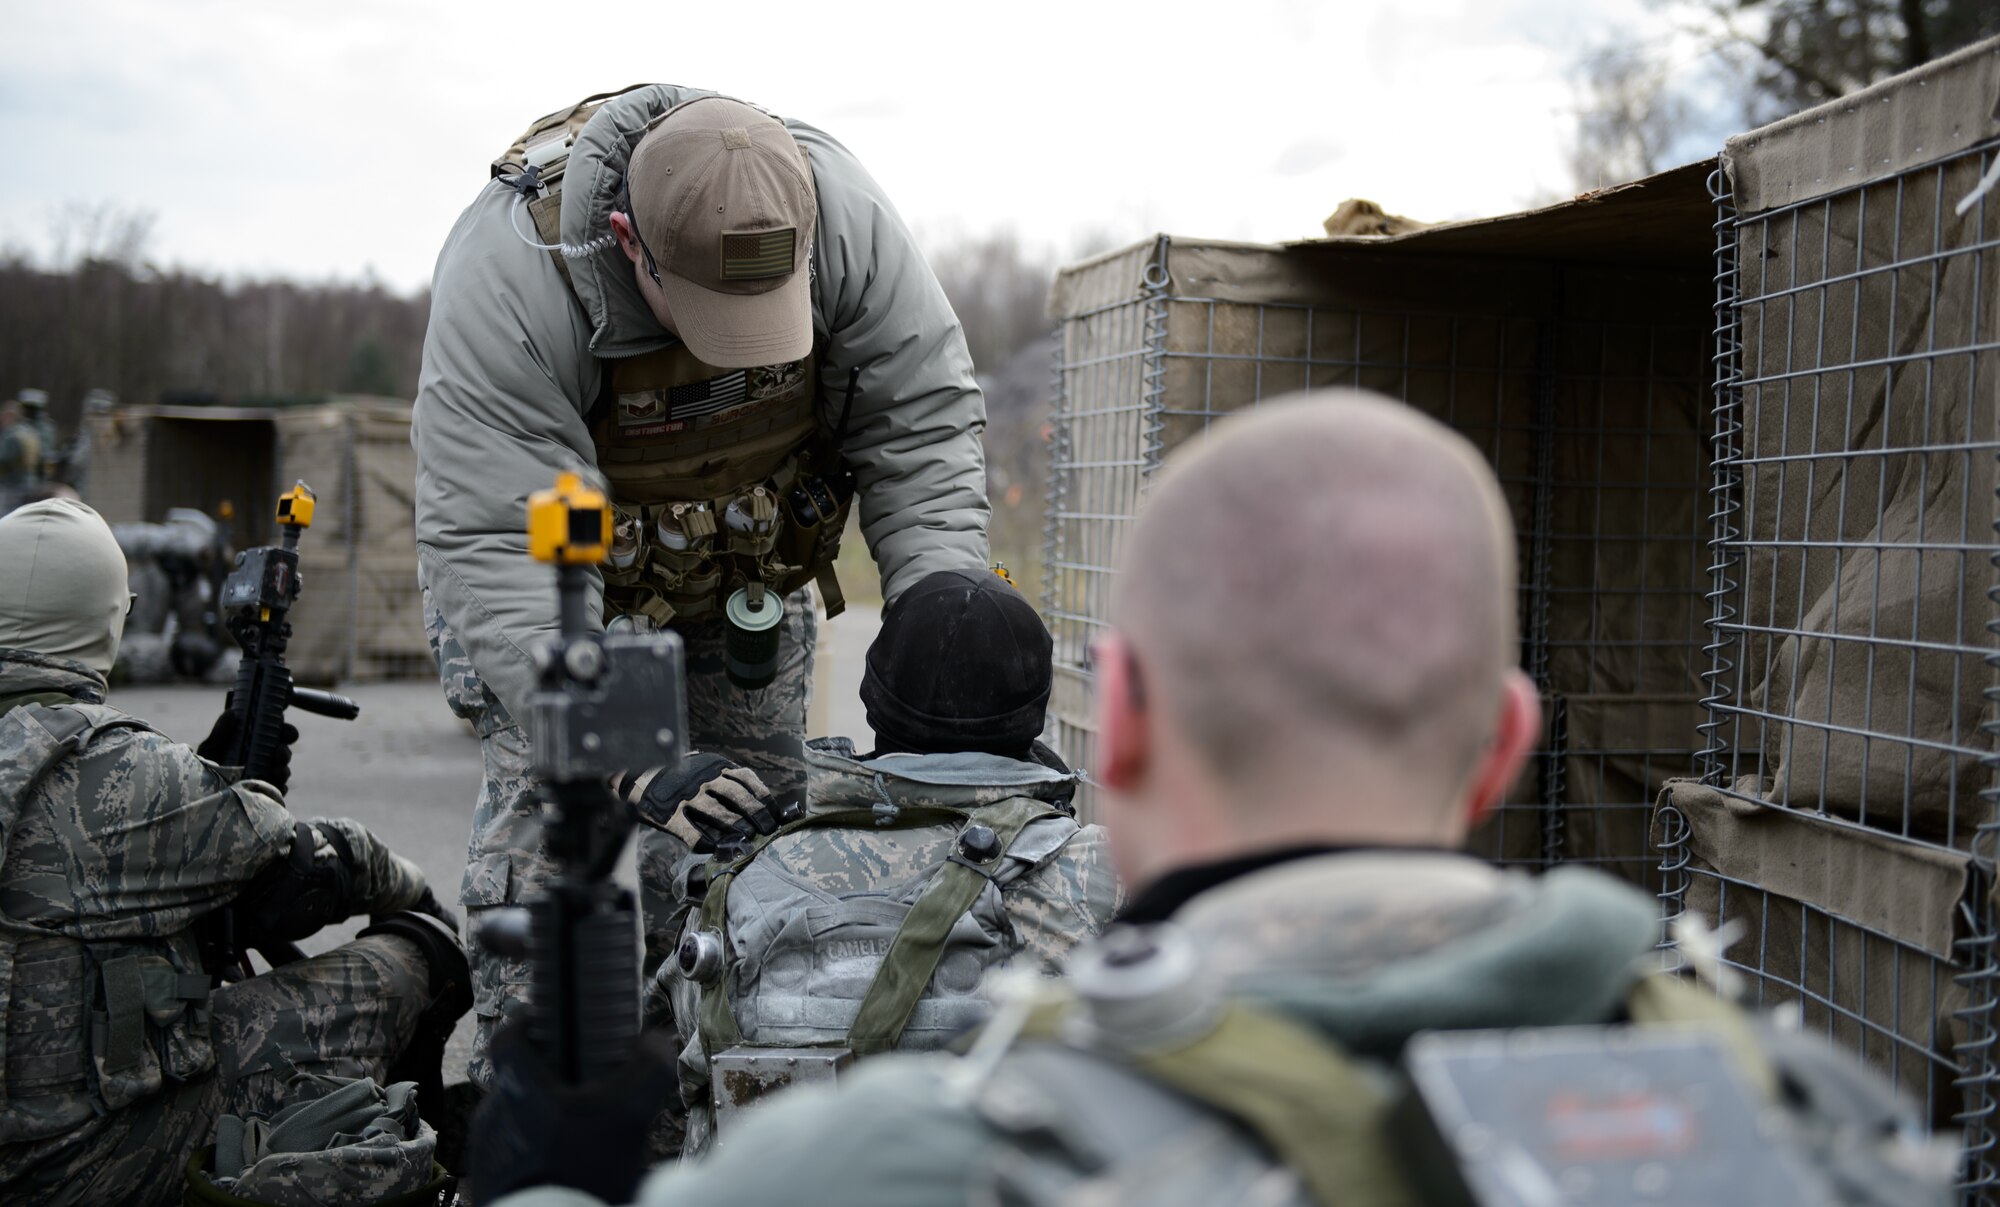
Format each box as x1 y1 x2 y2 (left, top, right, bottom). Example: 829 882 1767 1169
696 798 1060 1057
489 84 654 291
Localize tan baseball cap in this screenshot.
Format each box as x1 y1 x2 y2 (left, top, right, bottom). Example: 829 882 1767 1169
625 97 817 368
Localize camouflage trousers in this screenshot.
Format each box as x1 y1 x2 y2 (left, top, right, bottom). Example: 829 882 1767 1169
0 934 429 1207
421 586 816 1088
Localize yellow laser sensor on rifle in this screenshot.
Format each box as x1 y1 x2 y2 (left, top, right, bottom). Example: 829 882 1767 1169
274 482 316 529
529 472 611 565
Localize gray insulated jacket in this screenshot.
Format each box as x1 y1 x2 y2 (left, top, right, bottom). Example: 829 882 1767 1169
413 85 991 724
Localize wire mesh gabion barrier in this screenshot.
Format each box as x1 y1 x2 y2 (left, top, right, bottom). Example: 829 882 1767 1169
1041 231 1714 887
1654 124 2000 1190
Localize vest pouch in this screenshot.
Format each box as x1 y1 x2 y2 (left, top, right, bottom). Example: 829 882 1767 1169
774 474 850 580
722 488 782 559
0 934 98 1142
141 946 215 1084
646 557 723 619
89 953 165 1111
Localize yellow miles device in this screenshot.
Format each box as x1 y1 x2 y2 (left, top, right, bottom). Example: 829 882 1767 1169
529 471 611 565
274 481 316 530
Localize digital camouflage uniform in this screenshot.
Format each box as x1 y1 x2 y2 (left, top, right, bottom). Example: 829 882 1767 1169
0 649 438 1207
414 83 989 1087
646 738 1120 1154
422 586 817 1087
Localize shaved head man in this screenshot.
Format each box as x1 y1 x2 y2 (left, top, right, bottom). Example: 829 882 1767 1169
1093 391 1538 889
484 391 1933 1207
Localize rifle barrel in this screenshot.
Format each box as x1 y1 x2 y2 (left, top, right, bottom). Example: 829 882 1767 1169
289 686 360 721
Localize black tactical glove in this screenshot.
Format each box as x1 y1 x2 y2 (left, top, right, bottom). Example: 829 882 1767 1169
196 696 300 794
470 1022 679 1205
398 883 462 936
618 753 790 853
231 821 358 948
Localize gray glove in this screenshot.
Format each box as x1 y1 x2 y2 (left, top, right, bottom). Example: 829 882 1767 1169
616 754 783 853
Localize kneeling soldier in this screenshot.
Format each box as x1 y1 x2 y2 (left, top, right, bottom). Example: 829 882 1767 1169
0 500 471 1207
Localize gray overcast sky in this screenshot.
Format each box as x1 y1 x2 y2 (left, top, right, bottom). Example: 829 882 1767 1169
0 0 1665 293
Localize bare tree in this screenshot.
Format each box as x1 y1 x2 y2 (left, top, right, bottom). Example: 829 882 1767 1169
1569 45 1692 190
1664 0 2000 118
47 202 157 271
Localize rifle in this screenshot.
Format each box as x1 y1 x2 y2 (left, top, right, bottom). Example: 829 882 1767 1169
481 471 686 1083
211 481 360 974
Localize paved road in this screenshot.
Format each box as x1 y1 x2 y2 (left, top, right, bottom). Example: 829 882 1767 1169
115 601 880 1084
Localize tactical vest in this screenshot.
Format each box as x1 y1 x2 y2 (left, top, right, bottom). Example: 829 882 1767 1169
671 767 1088 1152
492 88 854 628
968 958 1932 1207
0 701 216 1145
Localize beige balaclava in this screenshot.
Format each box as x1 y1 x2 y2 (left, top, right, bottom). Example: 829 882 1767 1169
0 498 131 674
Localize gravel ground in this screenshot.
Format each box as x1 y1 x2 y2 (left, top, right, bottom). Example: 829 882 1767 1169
114 601 880 1088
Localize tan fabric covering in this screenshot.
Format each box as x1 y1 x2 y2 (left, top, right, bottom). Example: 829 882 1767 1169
1321 199 1428 238
1665 780 1971 1115
1728 129 2000 841
1664 779 1968 959
79 400 428 684
1724 35 2000 215
1045 198 1715 880
280 402 427 683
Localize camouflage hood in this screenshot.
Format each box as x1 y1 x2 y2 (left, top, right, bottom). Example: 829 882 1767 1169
1173 852 1660 1058
803 737 1079 817
0 646 109 705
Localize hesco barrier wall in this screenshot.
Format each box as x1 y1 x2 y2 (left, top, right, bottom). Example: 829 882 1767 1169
1655 38 2000 1194
87 397 430 683
1045 164 1718 891
1046 34 2000 1196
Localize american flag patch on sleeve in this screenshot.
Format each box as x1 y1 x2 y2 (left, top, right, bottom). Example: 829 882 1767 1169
720 229 796 280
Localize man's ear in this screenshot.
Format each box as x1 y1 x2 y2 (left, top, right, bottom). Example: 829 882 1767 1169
1462 668 1540 828
1094 632 1151 793
608 211 642 264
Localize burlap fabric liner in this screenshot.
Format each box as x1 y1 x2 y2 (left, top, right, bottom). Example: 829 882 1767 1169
1660 779 1967 959
1662 778 1973 1113
1724 35 2000 215
1725 42 2000 843
1044 197 1714 879
279 401 428 684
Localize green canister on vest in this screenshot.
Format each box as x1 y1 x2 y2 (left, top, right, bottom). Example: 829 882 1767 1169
724 586 784 689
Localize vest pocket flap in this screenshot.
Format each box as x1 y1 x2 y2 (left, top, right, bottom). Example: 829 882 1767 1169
137 954 208 1025
996 817 1083 886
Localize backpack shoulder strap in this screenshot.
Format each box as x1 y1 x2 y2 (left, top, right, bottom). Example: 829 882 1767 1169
844 794 1057 1055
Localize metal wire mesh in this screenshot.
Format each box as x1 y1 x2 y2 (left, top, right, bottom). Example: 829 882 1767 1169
1664 137 2000 1189
1043 241 1712 881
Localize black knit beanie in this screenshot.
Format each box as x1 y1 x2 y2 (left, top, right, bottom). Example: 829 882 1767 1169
861 569 1053 756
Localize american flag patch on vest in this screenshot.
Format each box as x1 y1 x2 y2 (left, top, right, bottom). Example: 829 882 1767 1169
720 229 795 280
668 371 749 419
